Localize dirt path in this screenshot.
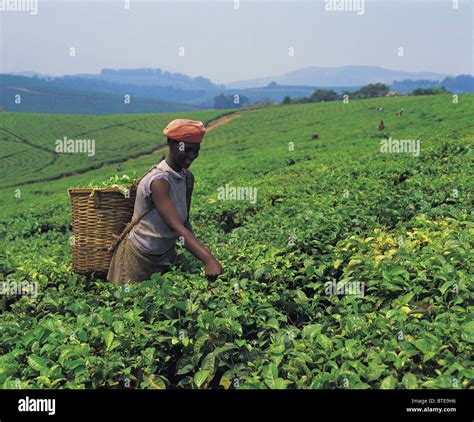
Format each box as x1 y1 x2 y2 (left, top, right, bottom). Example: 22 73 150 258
206 113 242 132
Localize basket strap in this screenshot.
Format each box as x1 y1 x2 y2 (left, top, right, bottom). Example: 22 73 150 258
133 163 161 187
107 205 153 253
107 163 162 253
108 161 168 254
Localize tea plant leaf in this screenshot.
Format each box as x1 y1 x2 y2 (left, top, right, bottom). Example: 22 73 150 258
27 355 48 373
104 331 115 351
262 364 279 389
380 375 397 389
201 352 216 374
316 334 333 352
439 280 456 295
266 318 280 330
144 375 166 390
219 370 235 390
194 370 211 388
461 320 474 343
193 334 210 355
112 321 125 334
402 373 418 389
302 324 322 341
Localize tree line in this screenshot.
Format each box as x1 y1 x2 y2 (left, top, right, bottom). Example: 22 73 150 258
281 83 451 105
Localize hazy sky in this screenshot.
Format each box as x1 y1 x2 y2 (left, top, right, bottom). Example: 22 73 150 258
0 0 472 83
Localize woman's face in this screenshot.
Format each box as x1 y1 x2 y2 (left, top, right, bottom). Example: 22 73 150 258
169 139 200 169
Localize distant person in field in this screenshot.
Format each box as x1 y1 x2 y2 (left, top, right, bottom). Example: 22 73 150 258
107 119 224 285
378 120 385 131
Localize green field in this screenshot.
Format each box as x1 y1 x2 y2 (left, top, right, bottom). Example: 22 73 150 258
0 95 473 389
0 110 225 189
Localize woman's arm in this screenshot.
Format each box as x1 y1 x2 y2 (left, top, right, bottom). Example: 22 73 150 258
151 178 223 280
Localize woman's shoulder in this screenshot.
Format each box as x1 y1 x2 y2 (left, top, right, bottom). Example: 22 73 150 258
138 163 172 196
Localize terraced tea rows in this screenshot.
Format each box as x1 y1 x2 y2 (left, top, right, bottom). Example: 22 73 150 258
0 110 224 189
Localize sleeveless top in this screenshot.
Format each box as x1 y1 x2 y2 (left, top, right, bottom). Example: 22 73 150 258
128 160 188 261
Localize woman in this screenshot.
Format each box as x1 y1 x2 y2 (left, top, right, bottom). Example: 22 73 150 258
107 118 224 286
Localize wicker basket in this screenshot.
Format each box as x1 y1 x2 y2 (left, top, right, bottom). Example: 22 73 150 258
68 185 138 276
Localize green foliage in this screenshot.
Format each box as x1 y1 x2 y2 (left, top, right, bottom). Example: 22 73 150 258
0 95 473 389
303 89 339 103
86 173 138 195
412 87 449 96
355 83 390 99
87 173 137 189
0 110 223 189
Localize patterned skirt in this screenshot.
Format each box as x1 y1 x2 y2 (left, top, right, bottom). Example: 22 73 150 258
106 236 176 286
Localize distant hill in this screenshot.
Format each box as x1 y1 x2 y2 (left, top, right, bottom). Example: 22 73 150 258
46 75 216 106
226 65 447 89
2 73 358 111
0 74 204 114
439 75 474 94
392 75 474 94
9 71 53 78
390 79 439 94
4 67 471 114
74 68 226 91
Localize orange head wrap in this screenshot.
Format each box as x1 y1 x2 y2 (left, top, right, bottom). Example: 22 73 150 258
163 119 206 143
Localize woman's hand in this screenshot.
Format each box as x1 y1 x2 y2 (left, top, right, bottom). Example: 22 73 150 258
204 258 223 282
151 180 222 281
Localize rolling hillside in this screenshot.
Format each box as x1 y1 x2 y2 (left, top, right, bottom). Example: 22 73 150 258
0 110 224 189
226 65 447 89
0 75 204 114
